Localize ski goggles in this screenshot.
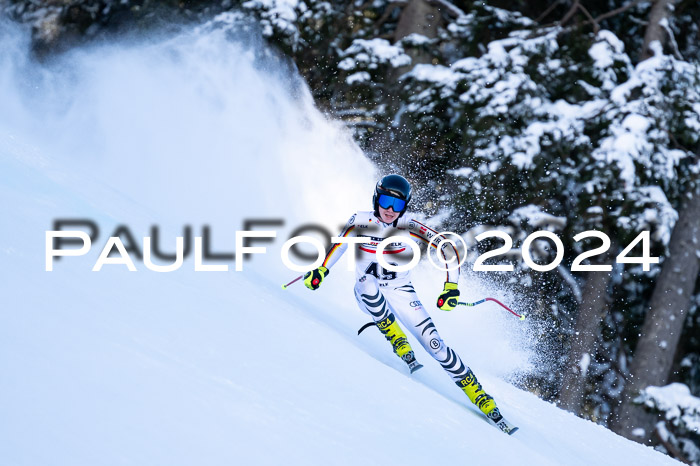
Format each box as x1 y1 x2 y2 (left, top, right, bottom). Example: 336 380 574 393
377 194 407 212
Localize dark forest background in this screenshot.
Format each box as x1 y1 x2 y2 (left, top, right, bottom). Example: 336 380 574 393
3 0 699 462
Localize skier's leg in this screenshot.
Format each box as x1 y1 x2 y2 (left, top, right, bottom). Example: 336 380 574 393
354 275 422 371
387 283 498 415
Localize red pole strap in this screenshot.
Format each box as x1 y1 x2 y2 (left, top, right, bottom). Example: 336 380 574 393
458 298 525 320
485 297 525 320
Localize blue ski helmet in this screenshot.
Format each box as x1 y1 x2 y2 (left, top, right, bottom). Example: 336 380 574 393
373 174 412 219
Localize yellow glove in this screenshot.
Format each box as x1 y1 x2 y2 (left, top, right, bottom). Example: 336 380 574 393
304 266 329 290
437 282 460 310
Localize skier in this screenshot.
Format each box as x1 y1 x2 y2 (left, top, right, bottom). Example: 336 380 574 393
303 174 517 434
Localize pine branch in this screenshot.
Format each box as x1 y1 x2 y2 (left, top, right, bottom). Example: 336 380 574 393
660 17 684 60
559 0 580 27
577 3 599 34
668 131 691 153
653 423 693 465
588 0 646 24
426 0 466 19
374 2 404 32
535 1 564 23
536 0 647 36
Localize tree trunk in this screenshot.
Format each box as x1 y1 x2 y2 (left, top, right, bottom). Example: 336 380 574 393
392 0 442 71
557 264 613 415
393 0 442 43
369 0 445 159
612 189 700 442
641 0 677 60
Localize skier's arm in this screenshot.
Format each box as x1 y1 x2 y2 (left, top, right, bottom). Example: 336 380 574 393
404 217 462 310
403 218 461 284
304 213 356 291
320 213 357 271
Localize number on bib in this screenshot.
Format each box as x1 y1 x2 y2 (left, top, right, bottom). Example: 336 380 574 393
365 262 398 280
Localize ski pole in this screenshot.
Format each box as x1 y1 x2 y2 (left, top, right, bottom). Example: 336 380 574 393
458 298 526 320
282 275 303 289
358 297 524 335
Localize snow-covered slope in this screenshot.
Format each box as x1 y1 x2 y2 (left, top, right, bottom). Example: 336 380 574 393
0 18 677 466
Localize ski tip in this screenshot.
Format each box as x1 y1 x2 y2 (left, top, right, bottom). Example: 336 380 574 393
508 426 519 435
409 363 424 374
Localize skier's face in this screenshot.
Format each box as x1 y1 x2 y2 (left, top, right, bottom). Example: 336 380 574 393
378 206 400 223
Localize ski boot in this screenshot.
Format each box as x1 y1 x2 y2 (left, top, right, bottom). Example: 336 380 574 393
456 369 496 415
456 369 518 435
376 314 423 374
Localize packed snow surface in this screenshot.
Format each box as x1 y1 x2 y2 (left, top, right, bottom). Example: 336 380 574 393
0 18 677 466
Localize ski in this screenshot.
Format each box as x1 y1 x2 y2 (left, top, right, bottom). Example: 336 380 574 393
402 350 424 373
486 407 519 435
